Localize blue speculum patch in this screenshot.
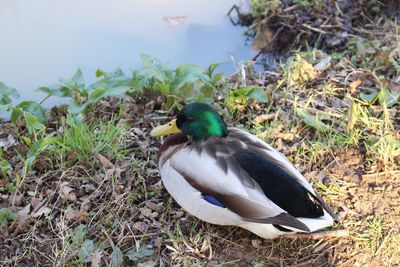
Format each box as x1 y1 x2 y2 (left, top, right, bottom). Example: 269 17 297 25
202 194 225 208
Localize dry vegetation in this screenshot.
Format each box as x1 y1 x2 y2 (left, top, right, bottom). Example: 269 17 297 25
1 1 400 266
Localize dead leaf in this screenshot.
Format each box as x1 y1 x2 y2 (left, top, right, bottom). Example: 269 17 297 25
59 181 76 202
154 237 163 251
91 249 103 267
32 206 52 218
314 55 332 71
172 210 184 219
30 194 44 209
66 149 76 161
9 204 32 233
145 201 162 213
254 113 276 124
316 170 327 182
0 177 9 187
96 154 114 169
0 134 17 149
65 205 89 222
34 156 50 171
8 194 23 206
251 239 262 248
139 207 158 219
349 79 362 94
132 221 149 233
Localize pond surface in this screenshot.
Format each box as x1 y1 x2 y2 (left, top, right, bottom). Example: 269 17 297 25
0 0 253 106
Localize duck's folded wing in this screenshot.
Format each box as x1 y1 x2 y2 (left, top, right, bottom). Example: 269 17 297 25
228 127 336 220
169 146 310 232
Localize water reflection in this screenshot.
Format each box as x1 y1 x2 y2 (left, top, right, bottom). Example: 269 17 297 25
0 0 253 105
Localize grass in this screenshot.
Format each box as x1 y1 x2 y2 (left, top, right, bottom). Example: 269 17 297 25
49 117 129 169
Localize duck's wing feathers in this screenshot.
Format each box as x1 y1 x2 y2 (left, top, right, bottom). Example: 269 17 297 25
227 127 336 221
169 137 311 232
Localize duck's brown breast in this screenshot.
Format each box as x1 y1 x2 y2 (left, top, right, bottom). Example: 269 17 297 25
158 133 189 166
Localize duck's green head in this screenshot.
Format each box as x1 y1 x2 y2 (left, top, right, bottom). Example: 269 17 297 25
150 103 228 141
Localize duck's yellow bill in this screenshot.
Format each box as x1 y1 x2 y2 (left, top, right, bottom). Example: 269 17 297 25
150 119 181 137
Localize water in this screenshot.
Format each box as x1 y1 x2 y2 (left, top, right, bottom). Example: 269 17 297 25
0 0 254 106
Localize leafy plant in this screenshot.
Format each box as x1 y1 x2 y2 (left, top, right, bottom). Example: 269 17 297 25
127 245 154 262
227 86 269 109
360 86 399 107
78 239 95 263
38 68 137 123
135 54 223 109
251 0 281 16
21 136 59 182
111 247 124 267
0 82 20 105
296 108 332 133
0 208 17 228
0 149 11 178
11 101 46 124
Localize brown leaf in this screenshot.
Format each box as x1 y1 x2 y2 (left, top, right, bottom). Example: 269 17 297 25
59 181 76 202
251 239 262 248
32 206 52 218
66 149 76 161
145 201 162 213
8 194 23 206
254 113 277 124
11 204 32 232
172 210 184 219
96 154 114 169
65 205 89 222
34 156 50 171
132 221 149 233
30 194 44 209
139 207 158 219
91 249 103 267
0 177 9 187
154 236 164 251
349 79 362 94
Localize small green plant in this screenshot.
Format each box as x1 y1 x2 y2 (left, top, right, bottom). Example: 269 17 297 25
0 207 17 228
366 133 400 171
251 0 281 17
360 85 399 107
51 116 128 168
38 68 137 123
355 217 385 252
0 149 11 178
227 86 269 110
135 54 224 109
0 81 20 110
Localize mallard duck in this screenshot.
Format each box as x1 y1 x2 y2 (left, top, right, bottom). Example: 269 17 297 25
150 103 336 239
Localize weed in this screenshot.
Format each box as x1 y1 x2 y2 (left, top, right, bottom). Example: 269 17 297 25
51 116 128 169
355 217 385 252
0 207 17 228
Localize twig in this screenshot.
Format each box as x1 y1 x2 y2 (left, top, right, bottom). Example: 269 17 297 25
302 24 327 35
102 228 116 249
282 229 349 240
151 117 171 121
